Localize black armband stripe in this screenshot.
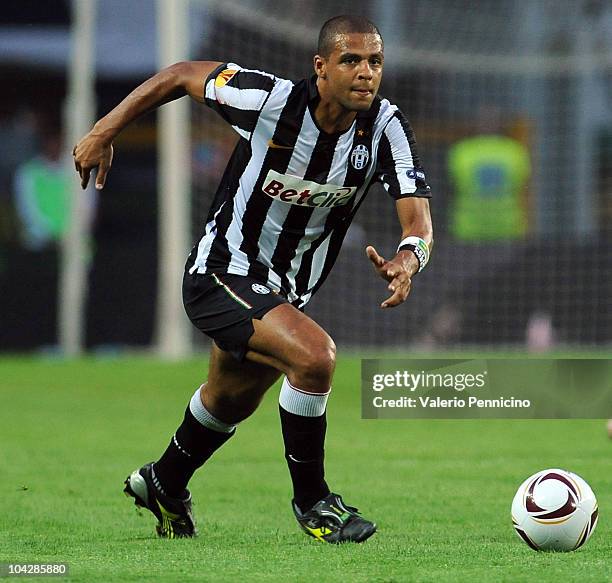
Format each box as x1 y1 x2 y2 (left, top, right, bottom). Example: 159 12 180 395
204 99 260 133
226 71 275 92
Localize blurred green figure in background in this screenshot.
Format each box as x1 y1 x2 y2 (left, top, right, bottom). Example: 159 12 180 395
13 131 72 250
448 115 531 241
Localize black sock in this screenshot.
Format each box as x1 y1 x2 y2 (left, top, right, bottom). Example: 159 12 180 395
279 405 330 513
153 405 234 498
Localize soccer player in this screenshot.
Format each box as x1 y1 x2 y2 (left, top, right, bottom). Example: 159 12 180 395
73 15 433 543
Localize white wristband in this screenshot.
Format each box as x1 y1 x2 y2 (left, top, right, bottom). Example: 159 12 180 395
397 236 430 272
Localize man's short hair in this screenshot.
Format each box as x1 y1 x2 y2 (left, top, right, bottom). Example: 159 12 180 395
317 15 382 57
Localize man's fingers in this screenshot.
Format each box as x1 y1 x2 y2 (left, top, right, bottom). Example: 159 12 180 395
366 245 385 267
95 145 114 189
381 288 400 308
381 280 411 308
73 141 113 190
96 159 110 190
80 166 91 190
367 247 413 305
387 273 408 292
73 142 89 188
381 288 405 308
365 245 380 263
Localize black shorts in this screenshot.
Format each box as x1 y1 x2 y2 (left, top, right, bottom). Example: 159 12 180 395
183 270 287 362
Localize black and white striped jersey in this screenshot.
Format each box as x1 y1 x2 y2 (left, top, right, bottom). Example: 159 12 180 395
188 62 431 309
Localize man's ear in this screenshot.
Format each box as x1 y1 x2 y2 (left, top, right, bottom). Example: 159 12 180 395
313 55 327 79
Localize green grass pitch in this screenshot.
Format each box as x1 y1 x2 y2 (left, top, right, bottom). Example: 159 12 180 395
1 356 610 582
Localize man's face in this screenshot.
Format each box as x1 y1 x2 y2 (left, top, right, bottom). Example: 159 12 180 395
315 32 384 112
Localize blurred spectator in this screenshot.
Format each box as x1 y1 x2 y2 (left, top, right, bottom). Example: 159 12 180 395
13 129 70 250
13 128 97 250
448 108 531 241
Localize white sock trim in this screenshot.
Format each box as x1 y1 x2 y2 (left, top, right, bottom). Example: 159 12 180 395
279 377 330 417
189 386 236 433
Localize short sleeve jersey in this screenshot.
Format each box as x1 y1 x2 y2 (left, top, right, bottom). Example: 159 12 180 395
188 63 431 308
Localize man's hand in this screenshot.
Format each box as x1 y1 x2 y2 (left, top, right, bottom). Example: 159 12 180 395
366 245 416 308
73 132 114 190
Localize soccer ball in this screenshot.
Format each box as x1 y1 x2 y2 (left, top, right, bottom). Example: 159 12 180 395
511 468 598 551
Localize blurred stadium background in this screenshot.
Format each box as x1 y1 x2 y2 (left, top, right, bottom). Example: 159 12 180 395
0 0 610 357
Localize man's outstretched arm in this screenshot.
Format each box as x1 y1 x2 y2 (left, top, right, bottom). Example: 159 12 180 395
366 197 433 308
73 60 222 190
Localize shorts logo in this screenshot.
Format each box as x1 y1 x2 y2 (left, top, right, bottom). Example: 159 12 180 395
251 283 271 295
407 168 426 181
262 169 357 208
215 68 238 88
350 144 369 170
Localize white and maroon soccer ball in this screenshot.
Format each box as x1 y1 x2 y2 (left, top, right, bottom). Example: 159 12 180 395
511 469 598 551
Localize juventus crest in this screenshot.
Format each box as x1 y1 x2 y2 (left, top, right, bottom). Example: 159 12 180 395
350 144 370 170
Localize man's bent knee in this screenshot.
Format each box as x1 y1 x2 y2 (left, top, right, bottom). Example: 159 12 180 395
289 336 336 392
249 303 337 392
